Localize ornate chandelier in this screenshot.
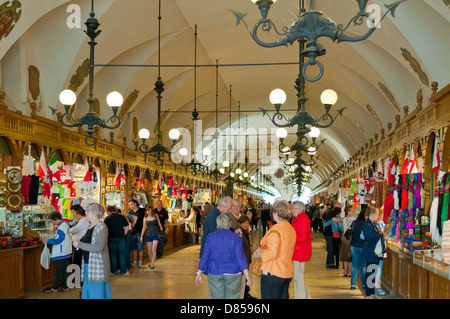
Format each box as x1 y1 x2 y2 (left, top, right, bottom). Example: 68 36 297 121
233 0 407 81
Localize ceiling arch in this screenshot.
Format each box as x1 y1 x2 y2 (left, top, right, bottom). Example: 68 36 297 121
0 0 449 191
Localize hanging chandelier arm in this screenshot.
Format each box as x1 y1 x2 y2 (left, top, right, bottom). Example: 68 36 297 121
102 110 133 128
230 9 289 48
259 108 291 128
337 0 407 43
313 107 346 129
58 113 81 128
252 19 289 48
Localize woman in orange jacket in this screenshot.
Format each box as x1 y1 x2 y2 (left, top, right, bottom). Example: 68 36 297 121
254 200 296 299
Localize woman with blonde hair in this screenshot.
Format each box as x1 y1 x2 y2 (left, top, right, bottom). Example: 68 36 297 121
254 200 296 299
140 206 163 269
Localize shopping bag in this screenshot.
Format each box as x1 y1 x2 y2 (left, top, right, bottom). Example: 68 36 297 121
374 238 383 258
40 243 51 270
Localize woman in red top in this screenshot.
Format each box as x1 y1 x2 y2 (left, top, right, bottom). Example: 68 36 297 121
291 201 312 299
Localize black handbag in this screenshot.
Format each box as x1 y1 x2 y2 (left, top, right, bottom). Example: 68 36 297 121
344 220 355 241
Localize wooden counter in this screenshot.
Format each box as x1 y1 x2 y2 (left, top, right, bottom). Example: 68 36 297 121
0 244 58 298
165 224 174 250
381 244 450 299
173 224 191 247
0 247 25 299
23 244 57 292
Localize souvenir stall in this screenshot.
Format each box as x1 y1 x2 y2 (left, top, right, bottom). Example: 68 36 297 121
0 141 51 298
380 133 450 299
163 175 189 223
128 167 148 208
46 154 99 227
193 187 212 207
150 173 191 248
104 162 127 211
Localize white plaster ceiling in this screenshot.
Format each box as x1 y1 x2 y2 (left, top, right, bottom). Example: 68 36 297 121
1 0 449 192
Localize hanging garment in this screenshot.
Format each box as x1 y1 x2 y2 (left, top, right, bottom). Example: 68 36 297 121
383 170 396 224
405 209 415 231
21 175 32 205
407 174 414 210
393 175 400 210
401 174 408 210
28 175 40 205
429 185 441 244
22 156 35 176
413 173 422 210
437 173 448 235
441 174 450 232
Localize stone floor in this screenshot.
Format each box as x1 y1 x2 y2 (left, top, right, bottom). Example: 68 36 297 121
20 231 378 299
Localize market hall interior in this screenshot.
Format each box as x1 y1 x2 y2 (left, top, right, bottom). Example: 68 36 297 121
0 0 450 300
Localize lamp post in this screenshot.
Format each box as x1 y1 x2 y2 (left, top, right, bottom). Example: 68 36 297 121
51 4 131 146
234 0 407 82
260 31 345 164
137 0 178 166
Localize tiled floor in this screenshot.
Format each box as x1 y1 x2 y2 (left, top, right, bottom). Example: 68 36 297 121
21 231 372 299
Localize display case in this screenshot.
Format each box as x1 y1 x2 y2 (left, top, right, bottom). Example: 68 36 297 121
22 205 54 238
413 249 450 280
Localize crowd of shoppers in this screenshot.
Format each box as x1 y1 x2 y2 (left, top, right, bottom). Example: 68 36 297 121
42 193 389 300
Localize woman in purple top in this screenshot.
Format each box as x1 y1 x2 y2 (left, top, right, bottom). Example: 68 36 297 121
195 213 252 299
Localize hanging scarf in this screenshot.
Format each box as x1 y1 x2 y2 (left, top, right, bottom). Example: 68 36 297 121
383 174 395 224
430 186 441 244
407 174 414 210
437 173 448 235
401 174 409 210
413 173 422 211
441 173 450 232
394 175 400 210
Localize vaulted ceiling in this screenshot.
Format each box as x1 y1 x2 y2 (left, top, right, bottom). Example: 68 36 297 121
1 0 449 194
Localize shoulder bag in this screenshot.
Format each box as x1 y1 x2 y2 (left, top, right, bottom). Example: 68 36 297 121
250 229 281 277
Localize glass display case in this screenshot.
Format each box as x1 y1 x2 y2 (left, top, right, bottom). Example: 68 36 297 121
22 205 54 237
413 249 450 280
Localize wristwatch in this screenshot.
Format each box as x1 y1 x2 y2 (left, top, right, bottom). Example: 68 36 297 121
196 271 202 275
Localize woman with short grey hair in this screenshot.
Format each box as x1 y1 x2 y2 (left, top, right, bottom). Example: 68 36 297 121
291 201 305 213
88 203 105 220
196 213 252 298
216 213 231 230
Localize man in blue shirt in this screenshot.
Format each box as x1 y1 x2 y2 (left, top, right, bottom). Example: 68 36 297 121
199 196 232 258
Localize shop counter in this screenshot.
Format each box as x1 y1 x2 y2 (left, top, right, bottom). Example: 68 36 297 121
382 243 450 299
23 244 57 292
0 244 58 298
0 246 25 298
173 223 191 247
165 224 175 250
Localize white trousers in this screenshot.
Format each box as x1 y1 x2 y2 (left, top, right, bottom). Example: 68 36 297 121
293 260 311 299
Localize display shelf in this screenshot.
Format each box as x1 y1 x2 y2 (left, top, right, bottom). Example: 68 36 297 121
22 205 54 236
413 249 450 280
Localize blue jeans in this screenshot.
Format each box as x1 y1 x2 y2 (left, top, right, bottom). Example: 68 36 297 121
324 235 334 266
125 232 132 268
108 237 127 274
350 246 366 288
